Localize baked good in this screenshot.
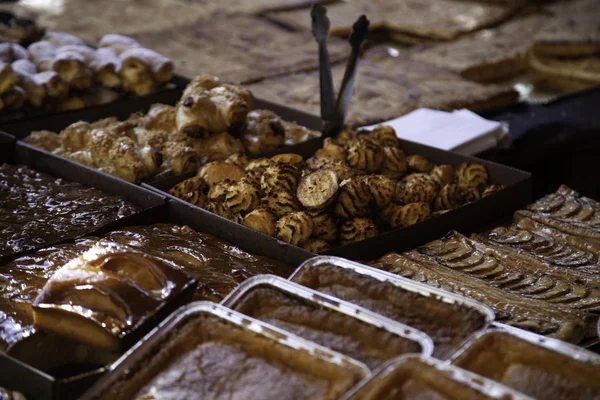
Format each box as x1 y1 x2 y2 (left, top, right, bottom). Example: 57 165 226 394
261 162 299 195
346 138 383 173
308 211 338 244
381 145 409 179
297 169 339 210
224 178 261 213
383 202 431 229
276 211 313 246
407 154 433 173
340 217 379 245
334 178 373 219
302 238 330 253
364 174 394 209
262 190 302 218
198 161 245 187
455 161 489 191
242 208 277 236
430 164 455 186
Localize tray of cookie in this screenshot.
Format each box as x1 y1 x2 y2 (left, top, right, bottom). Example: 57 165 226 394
80 302 369 400
0 31 184 126
13 73 323 186
0 136 166 263
148 122 531 260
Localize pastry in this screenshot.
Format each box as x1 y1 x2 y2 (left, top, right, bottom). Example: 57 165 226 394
303 239 330 253
32 70 69 98
297 169 339 210
315 138 347 160
27 40 55 72
455 161 489 191
395 173 440 204
340 218 379 245
198 161 245 187
245 157 273 174
369 125 398 147
261 162 299 195
43 31 85 47
385 202 431 229
346 138 384 173
51 46 93 89
304 157 355 182
434 183 462 210
242 109 285 156
0 43 27 63
308 211 338 244
459 186 481 203
242 208 277 237
11 60 45 107
120 47 173 85
271 153 303 167
0 61 18 95
197 132 245 162
90 47 122 89
364 174 394 209
334 178 373 219
276 211 313 246
224 178 261 214
2 85 26 110
225 153 249 169
98 34 141 55
208 180 231 202
205 200 239 223
407 154 433 173
381 145 408 179
262 190 301 218
430 164 454 186
482 184 504 197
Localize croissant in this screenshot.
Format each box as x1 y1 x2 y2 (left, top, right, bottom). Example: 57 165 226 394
242 109 285 156
161 142 198 175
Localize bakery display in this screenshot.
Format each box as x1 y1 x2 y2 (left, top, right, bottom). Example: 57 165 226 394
25 75 320 182
32 241 195 351
0 163 139 257
227 280 425 369
0 11 44 46
86 303 366 400
0 32 173 114
290 261 489 359
168 125 500 250
452 330 600 400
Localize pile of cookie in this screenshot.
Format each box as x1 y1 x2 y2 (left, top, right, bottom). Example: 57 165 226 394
169 125 502 251
0 32 172 113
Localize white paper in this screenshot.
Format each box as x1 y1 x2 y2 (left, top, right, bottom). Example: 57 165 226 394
361 108 509 155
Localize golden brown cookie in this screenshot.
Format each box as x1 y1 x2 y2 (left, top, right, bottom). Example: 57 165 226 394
455 161 489 190
369 125 399 147
381 146 409 179
242 207 276 237
303 238 331 253
430 164 455 186
340 217 379 245
315 138 347 160
334 178 374 219
297 169 339 210
434 183 462 210
387 202 431 229
276 211 313 246
482 184 504 197
407 154 433 173
395 173 440 204
270 153 304 167
261 162 299 195
364 174 394 209
198 162 245 186
308 211 339 244
225 178 261 213
346 138 383 173
262 190 301 218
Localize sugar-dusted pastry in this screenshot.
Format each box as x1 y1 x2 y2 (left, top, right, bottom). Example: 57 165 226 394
304 157 355 182
242 109 285 156
340 217 379 245
369 125 399 147
303 238 330 253
98 34 141 55
176 75 253 138
32 70 69 98
407 154 433 173
242 208 277 237
58 96 86 111
364 174 394 209
334 178 373 219
346 138 383 173
11 58 36 75
120 47 173 89
57 44 95 64
245 157 273 174
261 162 299 195
297 169 339 210
43 31 86 48
91 47 122 89
384 202 431 229
51 47 93 89
27 40 56 72
0 43 27 63
12 59 45 107
2 85 26 110
276 211 313 246
456 161 489 190
225 178 261 214
198 161 245 187
315 138 347 160
434 183 462 210
395 173 440 204
308 211 338 243
0 61 18 95
381 145 408 179
482 184 504 197
262 190 301 218
271 153 303 167
430 164 455 186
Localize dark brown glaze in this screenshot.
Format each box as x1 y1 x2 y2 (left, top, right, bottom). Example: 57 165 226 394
231 286 421 370
0 238 96 352
290 263 485 359
0 164 139 257
97 314 360 400
453 331 600 400
104 224 291 302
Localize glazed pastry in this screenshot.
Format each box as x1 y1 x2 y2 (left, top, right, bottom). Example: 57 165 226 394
43 32 85 47
346 138 383 173
225 178 261 214
315 138 347 160
27 40 56 71
340 218 379 245
395 173 440 204
242 109 285 155
261 162 299 195
434 183 462 210
304 157 355 182
98 34 141 55
0 61 18 95
303 238 330 253
308 211 338 243
198 162 245 187
276 211 313 246
271 153 303 167
407 154 433 173
430 164 455 186
334 178 373 219
242 208 276 237
387 202 431 229
32 71 69 98
51 47 93 89
297 169 339 210
262 190 301 218
364 174 394 209
208 180 231 202
369 125 398 147
381 146 408 179
482 184 505 197
456 161 489 190
91 47 122 89
176 75 253 138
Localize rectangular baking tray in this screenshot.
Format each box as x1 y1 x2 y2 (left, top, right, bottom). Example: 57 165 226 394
221 274 434 366
81 301 370 400
145 135 531 261
289 255 495 358
342 354 534 400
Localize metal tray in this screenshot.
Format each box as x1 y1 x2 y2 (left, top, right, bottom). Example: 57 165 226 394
221 274 434 368
342 354 533 400
0 139 166 263
289 256 495 359
81 301 370 400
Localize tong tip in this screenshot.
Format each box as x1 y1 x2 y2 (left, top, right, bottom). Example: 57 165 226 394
311 3 330 41
349 15 370 48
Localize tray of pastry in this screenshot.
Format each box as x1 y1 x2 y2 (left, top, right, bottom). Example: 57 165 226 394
0 219 293 400
0 138 165 262
81 301 369 400
343 354 533 400
289 256 494 360
221 274 433 370
14 74 322 184
0 31 183 126
449 328 600 400
150 124 531 260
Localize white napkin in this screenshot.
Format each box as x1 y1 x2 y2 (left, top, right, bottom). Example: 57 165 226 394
361 108 509 155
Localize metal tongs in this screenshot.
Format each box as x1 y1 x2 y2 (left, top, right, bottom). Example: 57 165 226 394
310 4 369 139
